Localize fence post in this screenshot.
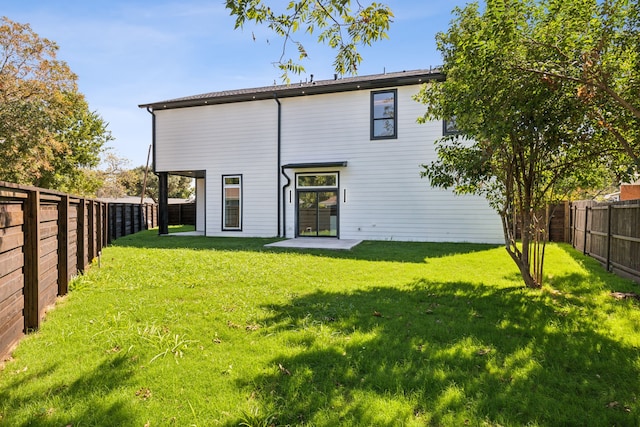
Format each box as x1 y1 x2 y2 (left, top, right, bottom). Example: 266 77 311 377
132 204 136 233
111 204 116 241
95 202 101 255
77 199 86 272
100 202 105 248
606 204 612 272
102 202 109 247
120 204 126 238
583 205 589 255
58 195 69 296
570 203 575 247
139 205 143 231
109 204 114 240
88 201 95 262
24 189 41 330
564 201 571 243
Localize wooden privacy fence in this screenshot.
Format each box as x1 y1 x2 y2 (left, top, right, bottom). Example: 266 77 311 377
168 203 195 226
0 181 157 361
571 199 640 283
109 203 158 239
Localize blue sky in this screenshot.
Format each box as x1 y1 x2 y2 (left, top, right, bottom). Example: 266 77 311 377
1 0 469 167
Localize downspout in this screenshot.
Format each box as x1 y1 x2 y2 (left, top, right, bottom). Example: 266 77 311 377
274 94 283 237
146 107 156 174
281 166 292 238
146 107 168 235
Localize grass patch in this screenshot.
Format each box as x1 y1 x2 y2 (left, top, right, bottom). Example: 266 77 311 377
1 229 639 426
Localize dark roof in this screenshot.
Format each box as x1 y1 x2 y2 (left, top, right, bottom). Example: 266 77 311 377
139 68 443 110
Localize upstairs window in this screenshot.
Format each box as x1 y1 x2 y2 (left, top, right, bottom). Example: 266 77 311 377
371 89 397 140
443 117 460 135
222 175 242 230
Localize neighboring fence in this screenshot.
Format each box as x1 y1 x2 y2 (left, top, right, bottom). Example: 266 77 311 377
109 203 158 239
514 202 571 243
548 202 571 243
168 203 195 226
0 181 157 361
571 199 640 282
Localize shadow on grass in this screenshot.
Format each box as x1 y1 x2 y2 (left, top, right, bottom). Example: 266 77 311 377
229 280 639 426
0 354 137 426
111 229 501 264
554 243 640 293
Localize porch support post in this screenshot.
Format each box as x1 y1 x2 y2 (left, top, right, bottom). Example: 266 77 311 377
158 172 169 235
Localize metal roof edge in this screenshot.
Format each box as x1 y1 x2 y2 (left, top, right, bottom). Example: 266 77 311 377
139 69 443 110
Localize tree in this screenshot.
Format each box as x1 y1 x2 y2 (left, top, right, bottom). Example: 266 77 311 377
516 0 640 168
416 0 623 288
120 167 193 203
93 153 193 202
94 152 135 199
0 17 110 191
225 0 393 80
38 91 112 193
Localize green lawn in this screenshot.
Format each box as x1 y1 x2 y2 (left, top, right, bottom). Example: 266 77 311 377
1 228 639 426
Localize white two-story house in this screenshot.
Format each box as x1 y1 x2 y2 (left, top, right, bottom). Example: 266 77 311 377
139 69 503 243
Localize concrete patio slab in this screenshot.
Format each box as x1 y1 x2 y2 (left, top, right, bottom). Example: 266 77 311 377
265 238 362 250
163 231 205 237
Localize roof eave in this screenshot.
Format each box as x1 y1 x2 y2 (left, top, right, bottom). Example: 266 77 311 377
139 70 444 111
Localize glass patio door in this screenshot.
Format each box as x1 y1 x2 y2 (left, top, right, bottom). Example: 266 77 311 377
297 190 338 237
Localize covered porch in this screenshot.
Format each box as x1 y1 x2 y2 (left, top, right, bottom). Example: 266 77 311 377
157 170 205 235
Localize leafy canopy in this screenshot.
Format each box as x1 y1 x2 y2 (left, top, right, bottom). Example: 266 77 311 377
225 0 393 80
95 153 193 202
519 0 640 169
417 0 627 288
0 16 111 193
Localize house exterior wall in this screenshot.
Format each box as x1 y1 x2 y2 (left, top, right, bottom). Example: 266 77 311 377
153 82 503 243
279 86 503 243
620 184 640 201
155 101 278 237
195 177 206 232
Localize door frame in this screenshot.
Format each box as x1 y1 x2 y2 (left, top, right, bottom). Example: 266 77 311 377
295 172 340 238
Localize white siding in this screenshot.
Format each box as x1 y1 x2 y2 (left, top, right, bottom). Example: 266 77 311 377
154 84 503 243
280 86 503 243
155 101 279 237
195 177 205 232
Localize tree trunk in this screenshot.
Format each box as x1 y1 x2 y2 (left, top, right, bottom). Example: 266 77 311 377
513 252 539 288
501 210 542 289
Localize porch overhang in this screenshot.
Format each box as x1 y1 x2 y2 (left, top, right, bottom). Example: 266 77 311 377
282 161 347 169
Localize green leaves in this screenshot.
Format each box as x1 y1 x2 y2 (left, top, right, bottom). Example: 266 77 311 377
0 17 109 194
225 1 393 80
416 0 635 288
520 0 640 167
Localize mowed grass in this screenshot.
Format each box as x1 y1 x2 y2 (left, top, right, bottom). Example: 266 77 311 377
1 228 639 426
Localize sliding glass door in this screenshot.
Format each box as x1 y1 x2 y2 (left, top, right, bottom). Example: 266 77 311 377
296 173 339 237
297 190 338 237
